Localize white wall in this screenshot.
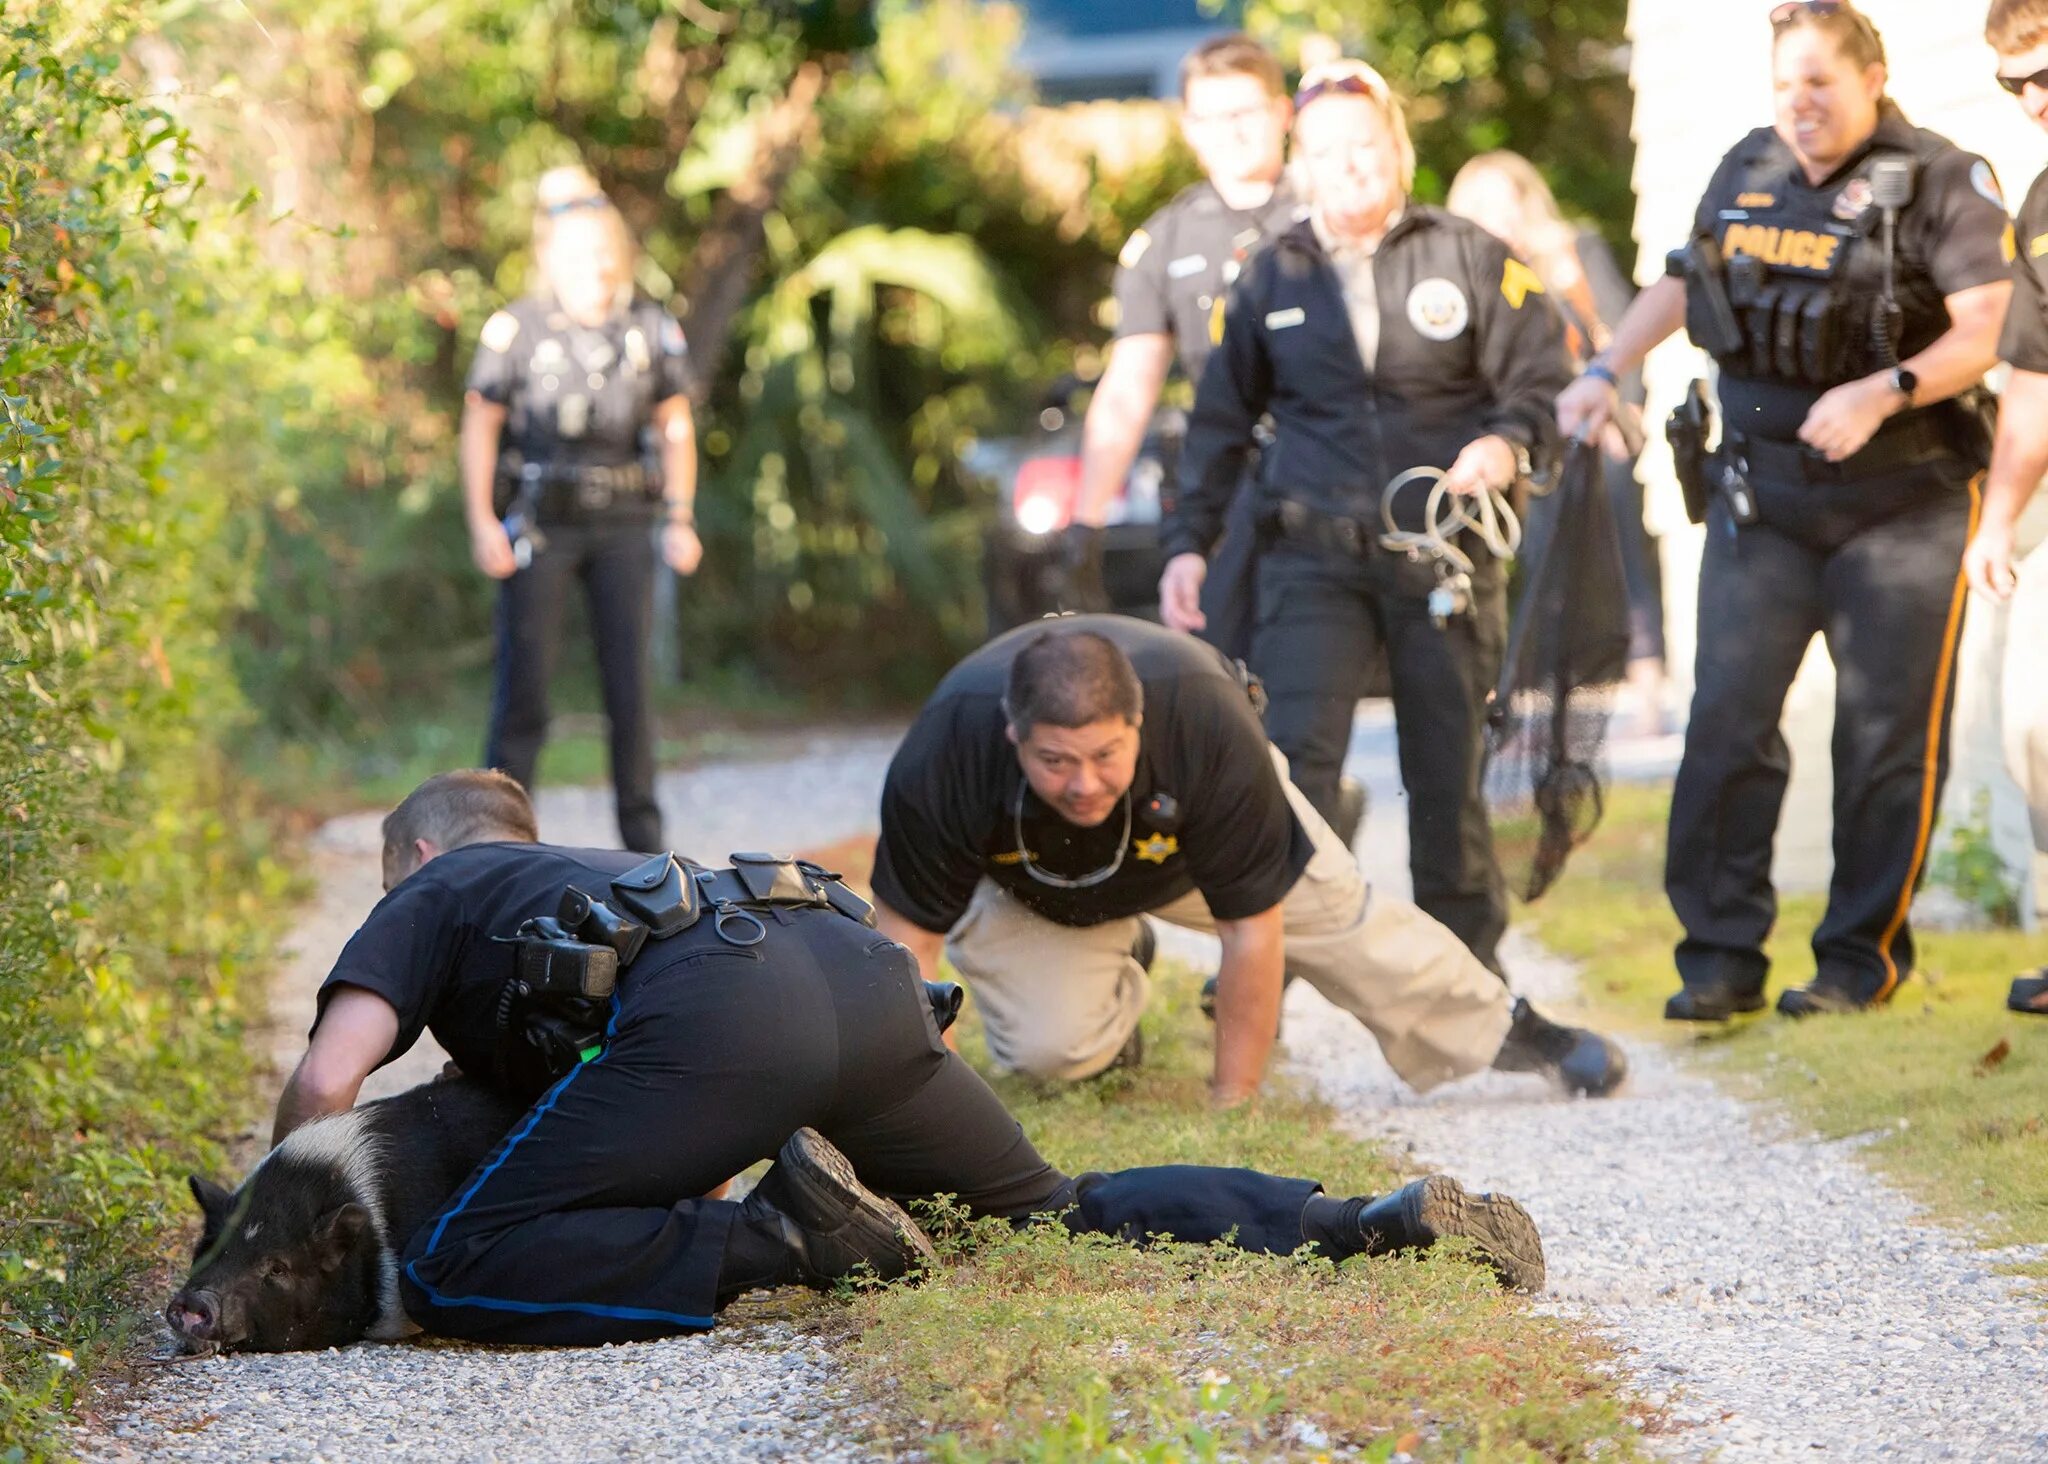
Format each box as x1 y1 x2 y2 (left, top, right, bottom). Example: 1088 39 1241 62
1623 0 2048 923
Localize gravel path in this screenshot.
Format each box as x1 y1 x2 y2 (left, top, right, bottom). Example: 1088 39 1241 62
77 718 2048 1460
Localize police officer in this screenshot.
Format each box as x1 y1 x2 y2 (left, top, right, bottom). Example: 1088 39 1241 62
1162 60 1571 978
1964 0 2048 1016
272 769 1547 1347
1559 2 2013 1020
1074 33 1301 659
463 184 702 854
868 616 1623 1108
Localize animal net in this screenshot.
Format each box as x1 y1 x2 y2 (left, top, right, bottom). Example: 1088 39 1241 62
1483 441 1633 902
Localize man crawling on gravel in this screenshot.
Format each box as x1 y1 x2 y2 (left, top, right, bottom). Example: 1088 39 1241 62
167 769 1545 1352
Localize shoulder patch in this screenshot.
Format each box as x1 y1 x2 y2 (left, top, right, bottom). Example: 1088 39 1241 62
1972 159 2005 207
1119 229 1152 270
1408 277 1471 341
1499 257 1545 310
479 310 520 354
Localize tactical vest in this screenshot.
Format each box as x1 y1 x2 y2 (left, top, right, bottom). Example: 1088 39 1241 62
1686 128 1949 390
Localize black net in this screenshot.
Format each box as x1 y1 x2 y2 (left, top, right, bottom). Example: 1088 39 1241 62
1483 442 1634 902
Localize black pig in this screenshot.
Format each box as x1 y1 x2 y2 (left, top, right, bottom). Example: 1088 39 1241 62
168 1076 527 1352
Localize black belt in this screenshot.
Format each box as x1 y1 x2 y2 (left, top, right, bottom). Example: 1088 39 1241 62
1262 498 1377 557
502 461 656 520
1727 411 1953 486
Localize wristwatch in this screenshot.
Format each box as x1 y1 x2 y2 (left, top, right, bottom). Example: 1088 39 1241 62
1888 365 1918 405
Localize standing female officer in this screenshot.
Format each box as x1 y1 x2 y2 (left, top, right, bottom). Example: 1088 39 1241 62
462 185 702 853
1559 2 2012 1020
1161 60 1571 977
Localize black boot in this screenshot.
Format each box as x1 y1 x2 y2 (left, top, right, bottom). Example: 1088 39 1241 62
1333 776 1369 847
1492 998 1627 1096
724 1128 937 1301
1775 980 1878 1018
1664 978 1766 1022
1304 1176 1545 1292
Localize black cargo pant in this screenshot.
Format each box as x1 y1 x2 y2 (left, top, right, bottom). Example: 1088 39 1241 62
398 907 1320 1346
484 515 662 852
1668 466 1975 1003
1195 472 1264 665
1253 541 1510 975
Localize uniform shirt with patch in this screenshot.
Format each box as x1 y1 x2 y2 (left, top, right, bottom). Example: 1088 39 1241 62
1688 108 2010 442
871 615 1313 931
315 842 655 1098
466 294 690 468
1112 179 1305 384
2001 164 2048 374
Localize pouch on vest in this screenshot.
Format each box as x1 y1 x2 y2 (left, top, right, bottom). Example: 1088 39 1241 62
609 852 700 938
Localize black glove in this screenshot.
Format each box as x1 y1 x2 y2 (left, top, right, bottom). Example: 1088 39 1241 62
1058 523 1110 611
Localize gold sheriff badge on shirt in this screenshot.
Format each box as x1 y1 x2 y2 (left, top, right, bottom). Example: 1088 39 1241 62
1133 833 1180 865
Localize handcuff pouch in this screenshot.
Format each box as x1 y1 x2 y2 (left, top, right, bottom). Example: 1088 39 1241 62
609 852 700 938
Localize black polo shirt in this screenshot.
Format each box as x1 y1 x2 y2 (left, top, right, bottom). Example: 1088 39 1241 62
1113 178 1306 384
314 842 653 1098
871 615 1314 932
2001 165 2048 374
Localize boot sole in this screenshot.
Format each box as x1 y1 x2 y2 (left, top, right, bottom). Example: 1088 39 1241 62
776 1128 939 1282
1413 1174 1546 1294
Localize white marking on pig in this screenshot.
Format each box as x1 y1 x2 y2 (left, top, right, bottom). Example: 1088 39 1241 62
243 1222 263 1241
273 1108 406 1339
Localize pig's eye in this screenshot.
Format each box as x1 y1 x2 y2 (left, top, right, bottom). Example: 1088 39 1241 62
263 1258 291 1283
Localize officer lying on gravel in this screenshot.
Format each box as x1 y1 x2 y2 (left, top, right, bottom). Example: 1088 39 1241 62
870 615 1624 1106
175 769 1544 1351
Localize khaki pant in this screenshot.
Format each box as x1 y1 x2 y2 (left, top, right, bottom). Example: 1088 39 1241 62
946 750 1513 1092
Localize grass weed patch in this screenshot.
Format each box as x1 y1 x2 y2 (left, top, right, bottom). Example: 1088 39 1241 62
840 981 1649 1461
1523 785 2048 1264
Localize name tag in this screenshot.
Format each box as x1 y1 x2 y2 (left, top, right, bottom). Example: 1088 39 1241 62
1167 253 1208 278
1264 307 1305 330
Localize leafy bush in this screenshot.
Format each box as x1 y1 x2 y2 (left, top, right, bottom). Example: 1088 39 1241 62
0 10 292 1455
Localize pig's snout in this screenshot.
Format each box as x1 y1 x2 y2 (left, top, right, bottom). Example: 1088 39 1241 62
166 1289 220 1346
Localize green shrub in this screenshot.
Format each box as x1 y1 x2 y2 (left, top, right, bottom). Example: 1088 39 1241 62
1 11 291 1455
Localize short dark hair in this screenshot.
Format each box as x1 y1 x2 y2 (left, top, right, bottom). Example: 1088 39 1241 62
1988 0 2048 53
382 770 539 871
1003 629 1144 738
1179 33 1285 101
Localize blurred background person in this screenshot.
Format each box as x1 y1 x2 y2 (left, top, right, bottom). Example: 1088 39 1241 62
1559 2 2012 1020
1161 60 1572 978
1449 151 1670 737
462 176 701 852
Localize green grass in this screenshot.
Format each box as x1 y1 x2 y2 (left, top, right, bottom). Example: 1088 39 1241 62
835 979 1653 1462
1522 784 2048 1271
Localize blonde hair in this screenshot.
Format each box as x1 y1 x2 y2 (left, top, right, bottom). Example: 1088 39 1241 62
1447 151 1584 292
1293 59 1417 195
531 183 637 308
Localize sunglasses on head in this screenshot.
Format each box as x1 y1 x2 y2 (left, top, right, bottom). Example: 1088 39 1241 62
1293 72 1386 114
1998 66 2048 95
1768 0 1878 35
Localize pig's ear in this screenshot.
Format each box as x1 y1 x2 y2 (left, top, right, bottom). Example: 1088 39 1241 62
312 1203 372 1273
189 1176 234 1229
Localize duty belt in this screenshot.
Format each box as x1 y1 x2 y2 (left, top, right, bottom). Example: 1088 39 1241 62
1726 412 1953 487
501 461 656 520
1262 498 1377 557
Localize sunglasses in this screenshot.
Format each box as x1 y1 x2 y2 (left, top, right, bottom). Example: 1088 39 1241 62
1997 66 2048 95
1293 72 1387 114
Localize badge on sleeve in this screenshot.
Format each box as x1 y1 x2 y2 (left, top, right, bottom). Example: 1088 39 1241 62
479 310 520 353
1972 160 2005 206
1408 277 1471 339
1119 229 1152 269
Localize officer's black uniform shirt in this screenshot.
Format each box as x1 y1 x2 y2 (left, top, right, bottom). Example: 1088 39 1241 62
872 615 1314 931
1689 106 2010 443
2001 165 2048 374
315 842 651 1098
1164 207 1569 560
466 293 690 469
1112 178 1306 385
